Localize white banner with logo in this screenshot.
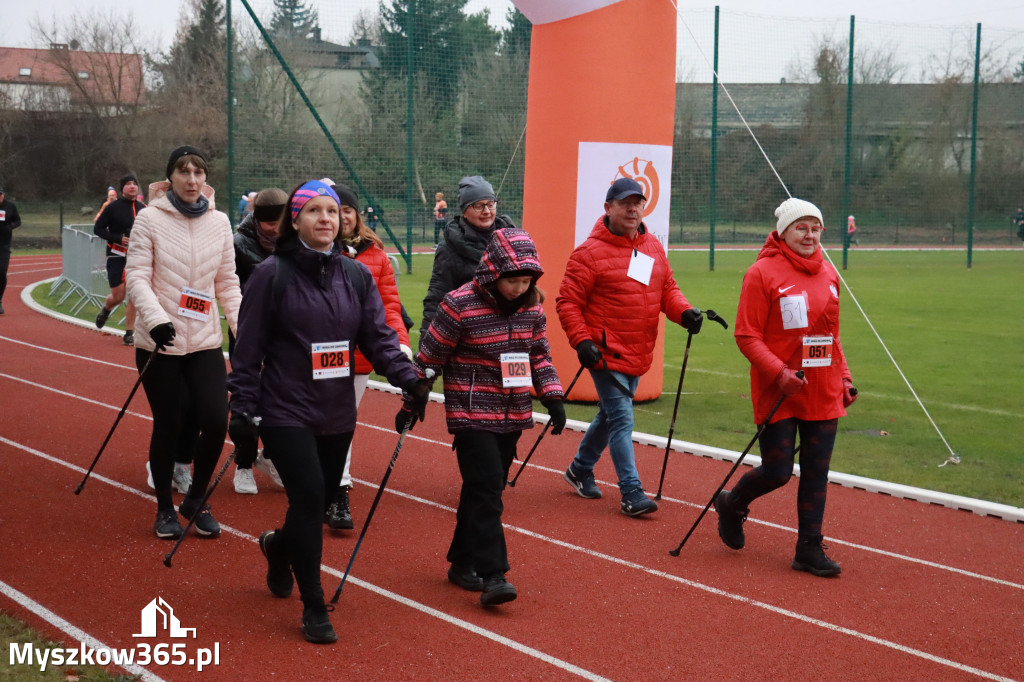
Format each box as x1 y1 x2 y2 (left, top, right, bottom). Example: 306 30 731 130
574 142 673 251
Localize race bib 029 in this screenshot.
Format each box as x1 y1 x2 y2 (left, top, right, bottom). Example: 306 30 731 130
500 352 531 388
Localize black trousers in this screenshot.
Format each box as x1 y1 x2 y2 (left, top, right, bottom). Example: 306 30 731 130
729 417 838 539
0 249 9 302
260 427 352 608
135 348 228 510
447 430 521 578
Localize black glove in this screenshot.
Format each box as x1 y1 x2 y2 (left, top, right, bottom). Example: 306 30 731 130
543 399 566 435
228 413 259 459
395 406 417 434
576 340 602 368
680 308 703 335
403 378 432 422
149 322 176 351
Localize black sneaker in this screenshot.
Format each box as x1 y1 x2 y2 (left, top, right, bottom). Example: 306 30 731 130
620 488 657 517
447 564 484 592
563 464 602 499
324 486 354 530
95 307 111 329
259 529 294 598
123 330 134 346
0 302 5 315
301 604 338 644
480 574 517 606
792 535 842 577
714 490 748 550
178 496 221 537
154 509 183 539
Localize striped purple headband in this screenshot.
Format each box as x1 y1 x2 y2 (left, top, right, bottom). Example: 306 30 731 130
290 181 341 222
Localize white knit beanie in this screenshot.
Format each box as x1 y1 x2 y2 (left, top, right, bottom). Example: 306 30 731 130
775 198 823 235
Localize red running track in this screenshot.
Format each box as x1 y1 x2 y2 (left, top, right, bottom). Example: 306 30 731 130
1 254 1022 681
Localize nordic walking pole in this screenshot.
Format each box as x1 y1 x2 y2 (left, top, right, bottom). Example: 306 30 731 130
74 350 158 495
164 443 241 568
508 364 585 488
331 369 435 602
668 371 801 557
655 309 729 500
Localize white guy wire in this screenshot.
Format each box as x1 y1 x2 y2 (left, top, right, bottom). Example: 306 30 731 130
496 123 528 199
670 1 960 466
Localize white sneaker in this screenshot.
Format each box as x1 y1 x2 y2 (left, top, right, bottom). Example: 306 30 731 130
145 461 154 490
253 450 283 487
233 466 258 494
172 463 192 495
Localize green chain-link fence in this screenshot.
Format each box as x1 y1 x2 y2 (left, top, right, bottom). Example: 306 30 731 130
225 2 1024 271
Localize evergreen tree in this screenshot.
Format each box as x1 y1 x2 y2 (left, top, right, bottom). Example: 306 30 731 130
270 0 321 41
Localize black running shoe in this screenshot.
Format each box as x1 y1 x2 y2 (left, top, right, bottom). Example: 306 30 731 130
178 496 221 537
714 490 748 550
792 535 842 577
95 307 111 329
302 604 338 644
447 564 484 592
563 464 602 499
258 529 293 598
123 330 134 346
154 509 183 539
480 574 517 607
324 486 354 530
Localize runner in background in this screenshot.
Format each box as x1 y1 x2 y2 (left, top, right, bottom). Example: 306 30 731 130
94 174 145 345
433 191 447 246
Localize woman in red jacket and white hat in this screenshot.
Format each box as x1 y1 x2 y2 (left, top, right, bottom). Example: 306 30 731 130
715 197 857 577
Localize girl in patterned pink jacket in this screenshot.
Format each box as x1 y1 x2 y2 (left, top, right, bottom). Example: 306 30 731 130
408 228 564 608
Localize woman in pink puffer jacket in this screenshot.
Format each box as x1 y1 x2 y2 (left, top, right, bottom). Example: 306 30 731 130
126 145 242 541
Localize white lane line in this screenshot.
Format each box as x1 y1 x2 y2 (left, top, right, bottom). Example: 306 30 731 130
0 436 610 682
358 422 1024 592
0 582 165 682
4 368 1021 593
362 482 1019 682
3 428 1019 681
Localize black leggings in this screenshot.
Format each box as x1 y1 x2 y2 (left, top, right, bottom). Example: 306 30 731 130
447 430 521 578
136 348 228 510
728 418 838 539
0 249 9 302
260 427 352 608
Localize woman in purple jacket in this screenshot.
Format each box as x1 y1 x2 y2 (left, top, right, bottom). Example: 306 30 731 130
228 180 430 644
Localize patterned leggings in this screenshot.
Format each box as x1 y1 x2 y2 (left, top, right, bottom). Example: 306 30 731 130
728 417 838 539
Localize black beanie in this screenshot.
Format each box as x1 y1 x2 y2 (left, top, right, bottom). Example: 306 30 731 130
166 145 207 180
119 174 138 191
331 184 359 211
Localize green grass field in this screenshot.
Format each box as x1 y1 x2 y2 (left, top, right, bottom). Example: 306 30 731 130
29 248 1024 508
395 249 1024 508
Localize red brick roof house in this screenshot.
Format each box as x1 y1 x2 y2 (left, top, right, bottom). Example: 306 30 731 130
0 44 145 114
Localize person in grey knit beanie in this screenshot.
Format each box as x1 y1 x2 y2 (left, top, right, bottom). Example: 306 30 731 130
458 176 496 212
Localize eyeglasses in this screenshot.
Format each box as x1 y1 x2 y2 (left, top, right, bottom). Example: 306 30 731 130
467 200 497 212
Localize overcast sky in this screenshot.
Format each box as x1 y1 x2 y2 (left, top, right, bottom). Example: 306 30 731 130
5 0 1022 82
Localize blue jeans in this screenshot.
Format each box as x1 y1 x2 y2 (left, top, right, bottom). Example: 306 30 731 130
572 369 642 494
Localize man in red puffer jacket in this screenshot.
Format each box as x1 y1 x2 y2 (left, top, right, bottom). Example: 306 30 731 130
556 177 703 517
